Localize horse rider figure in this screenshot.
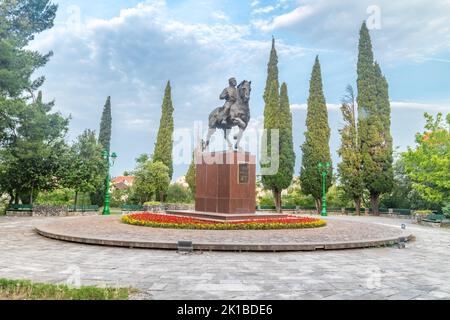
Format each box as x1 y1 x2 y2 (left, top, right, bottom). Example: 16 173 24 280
219 77 238 126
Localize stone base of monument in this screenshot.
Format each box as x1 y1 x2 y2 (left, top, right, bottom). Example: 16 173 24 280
165 210 288 222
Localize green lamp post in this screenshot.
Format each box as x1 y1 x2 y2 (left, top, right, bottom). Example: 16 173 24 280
102 150 117 216
318 162 330 217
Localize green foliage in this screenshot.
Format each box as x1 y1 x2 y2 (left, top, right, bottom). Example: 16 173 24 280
63 129 105 205
261 38 295 212
402 113 450 205
442 203 450 217
356 22 393 212
300 56 332 208
185 154 196 194
35 188 74 205
338 85 363 212
166 183 193 204
0 278 131 300
110 188 131 207
133 160 170 204
153 81 174 179
0 0 57 98
263 37 279 105
98 96 112 154
0 92 69 204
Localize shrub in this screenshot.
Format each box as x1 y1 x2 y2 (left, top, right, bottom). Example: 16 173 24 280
166 183 193 204
442 203 450 217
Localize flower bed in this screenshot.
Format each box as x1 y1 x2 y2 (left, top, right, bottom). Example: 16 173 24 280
121 213 326 230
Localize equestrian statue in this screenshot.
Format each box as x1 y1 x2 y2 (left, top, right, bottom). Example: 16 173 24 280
203 77 252 151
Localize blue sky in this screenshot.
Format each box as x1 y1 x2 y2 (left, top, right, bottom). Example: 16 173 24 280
30 0 450 179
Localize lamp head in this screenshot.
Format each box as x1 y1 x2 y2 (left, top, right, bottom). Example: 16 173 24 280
111 152 118 164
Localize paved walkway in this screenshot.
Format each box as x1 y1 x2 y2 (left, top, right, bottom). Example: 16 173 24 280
34 215 411 251
0 215 449 300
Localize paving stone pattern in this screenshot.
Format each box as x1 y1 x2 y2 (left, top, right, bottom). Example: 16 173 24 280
0 215 449 300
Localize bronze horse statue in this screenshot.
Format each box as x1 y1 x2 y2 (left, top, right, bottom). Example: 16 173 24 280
203 80 252 151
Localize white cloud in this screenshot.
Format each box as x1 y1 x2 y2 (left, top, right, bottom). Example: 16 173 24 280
253 6 276 15
211 10 230 21
251 0 450 62
391 101 450 112
291 103 341 111
251 1 260 7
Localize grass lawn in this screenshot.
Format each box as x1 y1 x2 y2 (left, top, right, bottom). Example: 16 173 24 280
0 278 136 300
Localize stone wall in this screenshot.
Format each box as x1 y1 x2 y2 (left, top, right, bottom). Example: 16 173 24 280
142 203 195 213
6 205 99 217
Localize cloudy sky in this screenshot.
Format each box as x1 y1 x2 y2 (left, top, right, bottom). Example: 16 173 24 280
30 0 450 179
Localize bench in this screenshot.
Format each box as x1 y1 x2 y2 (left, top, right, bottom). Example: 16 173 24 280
68 205 99 212
7 204 33 211
422 214 445 223
121 204 144 212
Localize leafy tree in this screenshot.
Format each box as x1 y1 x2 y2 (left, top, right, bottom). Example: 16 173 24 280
0 92 69 204
402 113 450 206
337 85 364 214
63 130 105 206
357 22 394 214
261 38 295 213
166 183 193 204
300 56 332 213
132 160 170 204
153 81 174 180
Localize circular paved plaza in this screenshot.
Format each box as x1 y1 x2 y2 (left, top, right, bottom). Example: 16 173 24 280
35 215 411 251
1 215 449 299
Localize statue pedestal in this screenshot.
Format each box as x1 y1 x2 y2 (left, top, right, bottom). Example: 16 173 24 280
195 151 256 214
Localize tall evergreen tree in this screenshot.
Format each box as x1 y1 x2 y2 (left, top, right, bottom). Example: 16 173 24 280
356 22 393 214
337 85 364 215
91 96 112 206
153 81 174 181
185 152 196 195
263 37 279 105
98 96 112 154
261 38 295 213
300 56 332 212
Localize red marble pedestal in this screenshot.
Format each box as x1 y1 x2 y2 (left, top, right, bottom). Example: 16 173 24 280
195 151 256 214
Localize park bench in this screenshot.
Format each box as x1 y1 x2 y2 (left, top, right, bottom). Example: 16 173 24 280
68 205 99 212
121 204 144 212
422 213 445 223
7 204 33 211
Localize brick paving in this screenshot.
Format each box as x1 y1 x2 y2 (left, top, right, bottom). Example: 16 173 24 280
0 215 449 299
34 215 411 251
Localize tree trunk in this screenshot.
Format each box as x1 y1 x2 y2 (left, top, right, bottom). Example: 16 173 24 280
272 189 282 213
315 198 322 214
14 192 19 205
75 191 78 207
354 197 361 216
370 192 380 215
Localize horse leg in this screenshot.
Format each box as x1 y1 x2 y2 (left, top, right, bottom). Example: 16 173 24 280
234 126 245 151
233 118 246 139
224 129 233 150
204 128 216 150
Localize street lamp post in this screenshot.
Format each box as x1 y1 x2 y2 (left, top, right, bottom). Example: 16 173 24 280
103 150 117 216
318 162 330 217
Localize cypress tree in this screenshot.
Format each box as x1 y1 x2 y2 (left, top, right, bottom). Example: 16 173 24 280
337 85 364 215
263 37 279 105
153 81 174 180
91 96 112 206
98 96 112 154
356 22 393 214
261 38 295 213
300 56 332 212
185 152 196 195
